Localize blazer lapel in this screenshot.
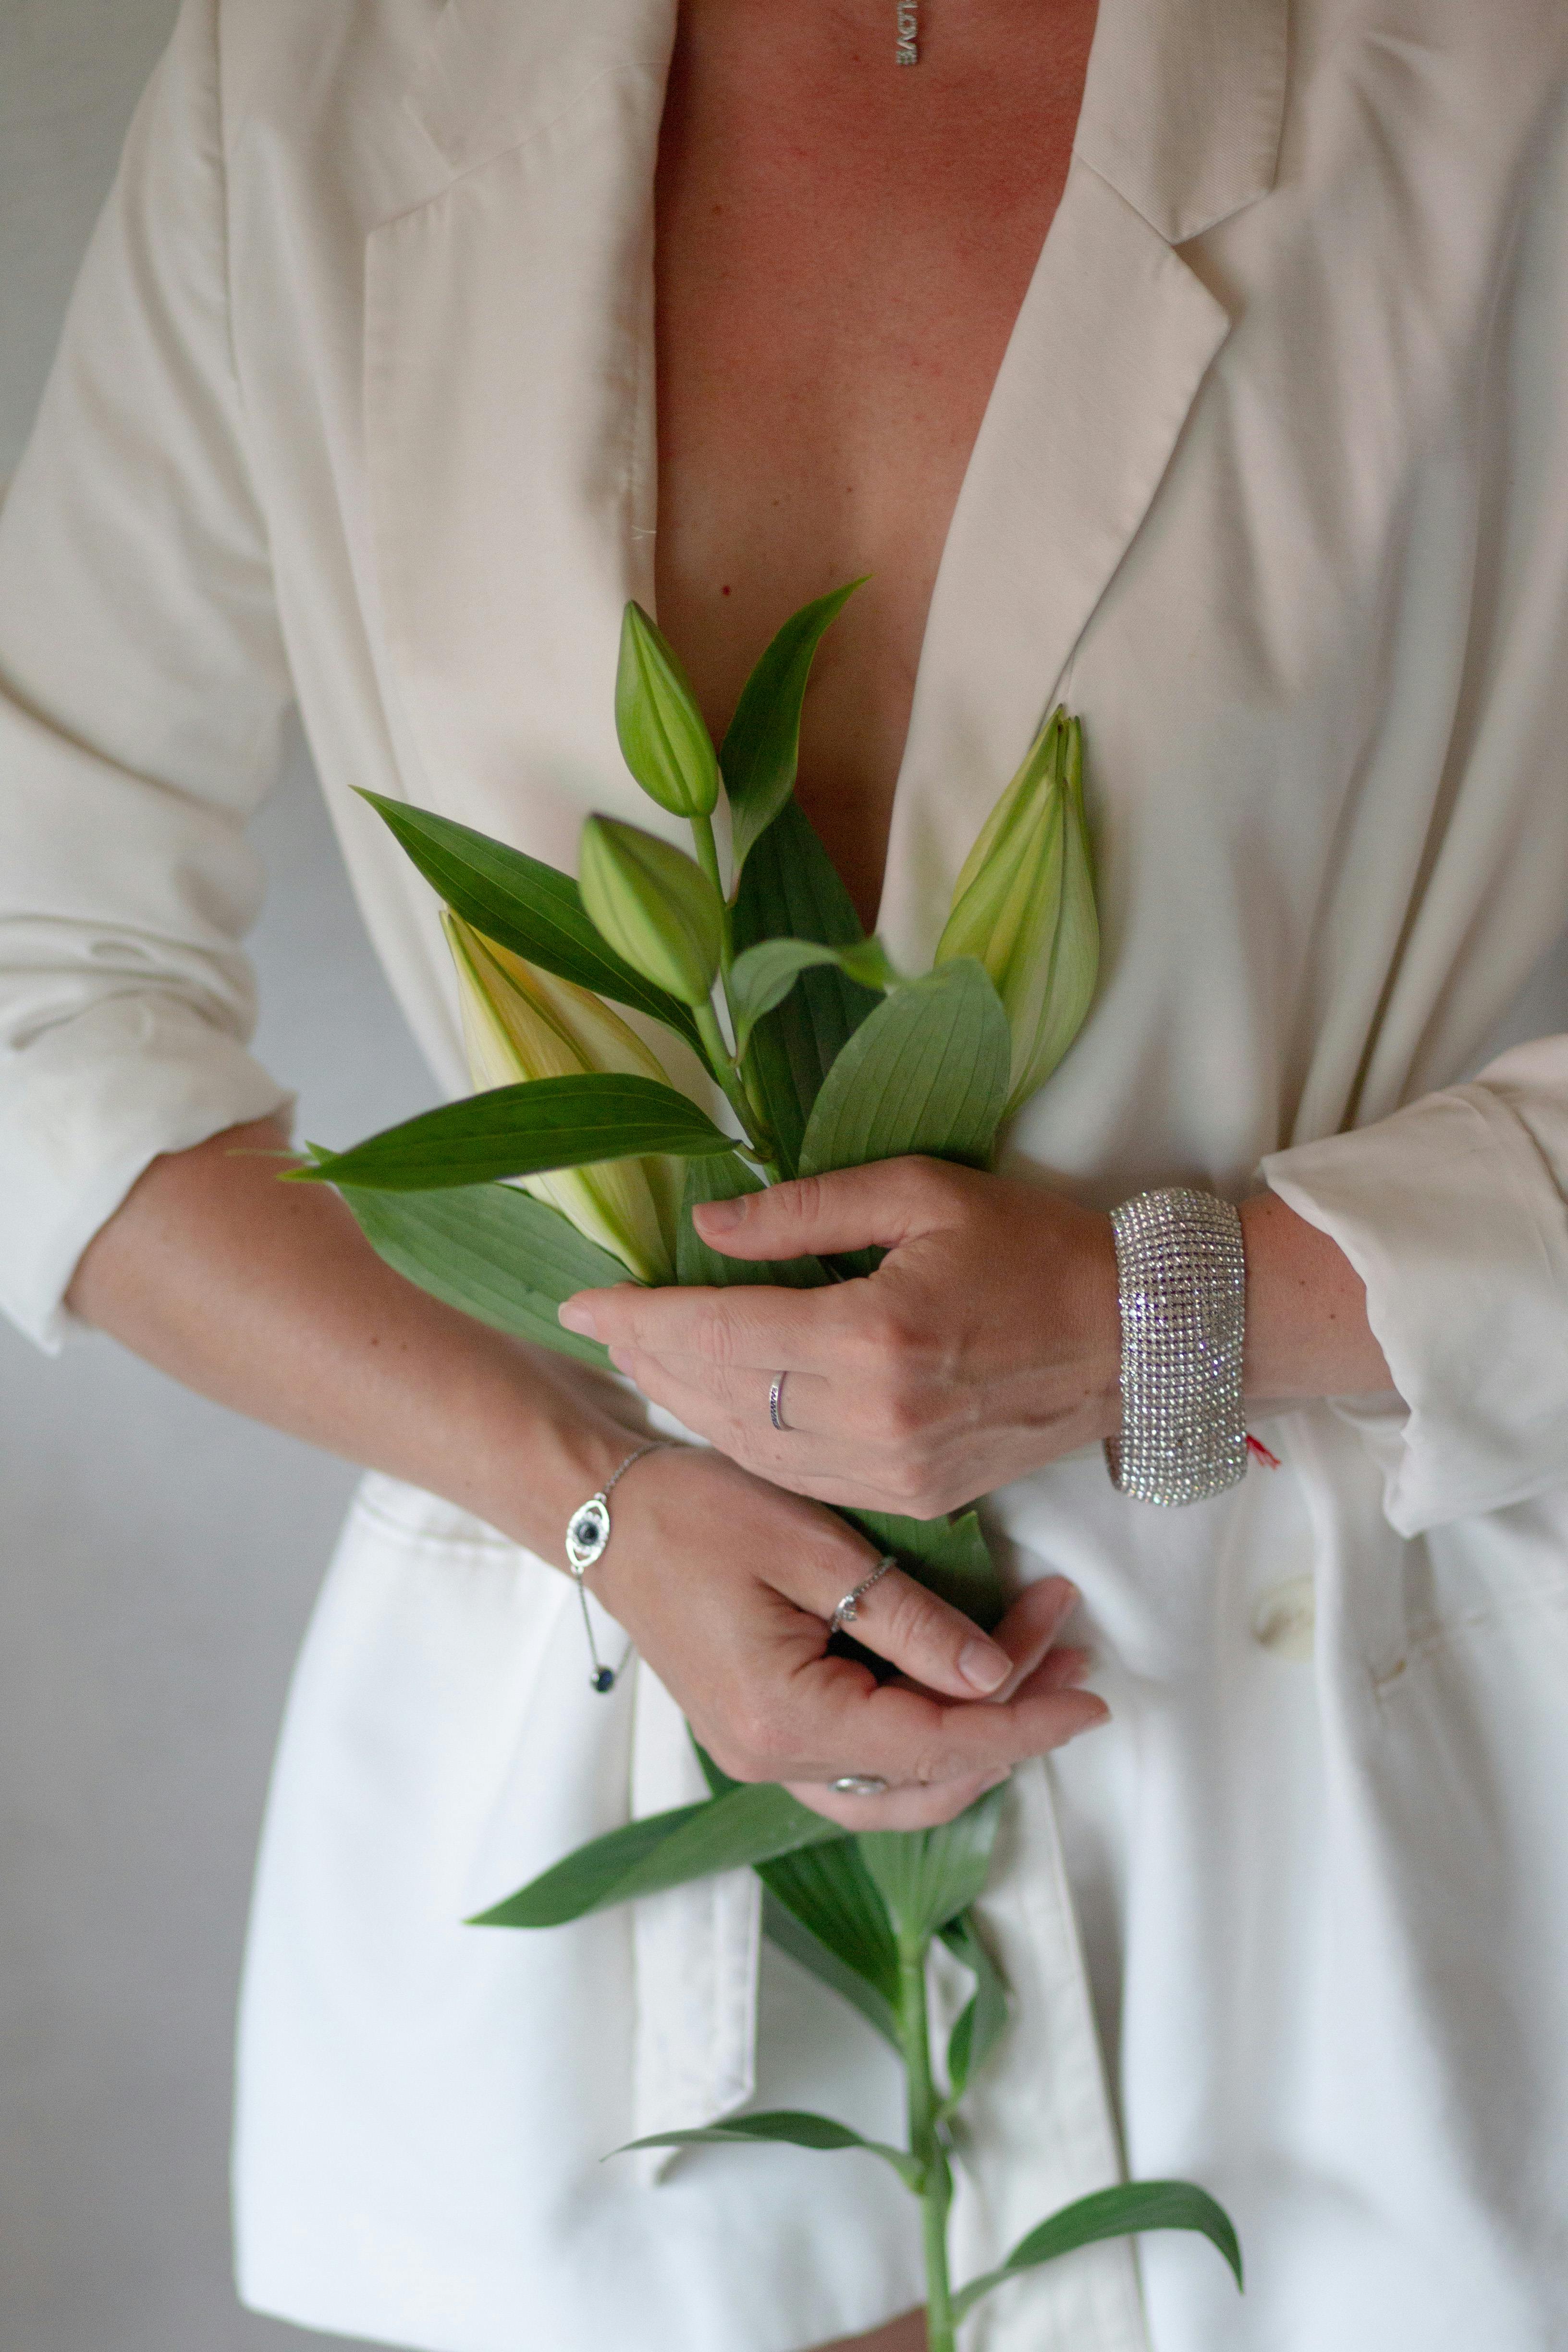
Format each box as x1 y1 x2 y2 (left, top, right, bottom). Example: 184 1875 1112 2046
878 0 1287 967
367 0 678 867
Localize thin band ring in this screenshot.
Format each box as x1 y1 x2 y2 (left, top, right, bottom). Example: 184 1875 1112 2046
769 1371 789 1432
830 1775 890 1797
829 1553 898 1637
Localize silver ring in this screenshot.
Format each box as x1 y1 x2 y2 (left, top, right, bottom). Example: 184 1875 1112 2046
830 1775 890 1797
769 1371 789 1432
829 1553 898 1636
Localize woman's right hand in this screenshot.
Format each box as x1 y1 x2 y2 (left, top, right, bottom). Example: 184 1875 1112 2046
64 1115 1106 1832
589 1443 1108 1830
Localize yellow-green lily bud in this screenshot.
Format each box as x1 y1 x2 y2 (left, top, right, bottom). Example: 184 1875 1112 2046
442 912 678 1283
935 708 1099 1118
579 815 724 1008
615 600 721 818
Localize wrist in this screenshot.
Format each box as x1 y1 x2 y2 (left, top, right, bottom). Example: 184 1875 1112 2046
1239 1189 1395 1402
475 1378 655 1564
1056 1203 1122 1444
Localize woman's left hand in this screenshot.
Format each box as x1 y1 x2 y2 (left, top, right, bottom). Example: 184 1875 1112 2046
558 1157 1122 1517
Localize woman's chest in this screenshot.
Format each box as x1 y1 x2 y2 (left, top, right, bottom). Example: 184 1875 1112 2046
649 0 1093 925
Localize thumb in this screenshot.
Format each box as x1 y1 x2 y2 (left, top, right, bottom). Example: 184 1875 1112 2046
692 1159 959 1261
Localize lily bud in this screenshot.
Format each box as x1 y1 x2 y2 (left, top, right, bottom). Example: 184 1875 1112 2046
443 912 679 1283
616 600 721 818
934 708 1098 1118
579 815 724 1009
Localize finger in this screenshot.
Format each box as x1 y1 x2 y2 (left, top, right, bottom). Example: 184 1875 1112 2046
784 1767 1010 1831
691 1158 965 1262
559 1277 843 1367
806 1556 1076 1703
981 1576 1090 1702
606 1348 835 1439
815 1654 1100 1822
761 1648 1111 1789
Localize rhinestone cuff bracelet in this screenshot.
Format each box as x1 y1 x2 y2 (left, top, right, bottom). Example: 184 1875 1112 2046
1104 1187 1248 1507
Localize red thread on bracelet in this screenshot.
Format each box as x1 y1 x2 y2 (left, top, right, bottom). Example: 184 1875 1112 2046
1246 1433 1282 1470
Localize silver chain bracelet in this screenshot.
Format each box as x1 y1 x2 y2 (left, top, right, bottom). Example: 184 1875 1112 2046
564 1441 667 1692
1104 1187 1248 1507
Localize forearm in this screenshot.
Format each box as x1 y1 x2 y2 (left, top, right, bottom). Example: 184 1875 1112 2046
65 1115 643 1553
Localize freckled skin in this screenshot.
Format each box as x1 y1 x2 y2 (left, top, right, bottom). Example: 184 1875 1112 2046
654 0 1097 930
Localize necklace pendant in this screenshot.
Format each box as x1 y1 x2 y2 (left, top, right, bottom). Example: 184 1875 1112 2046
896 1 919 65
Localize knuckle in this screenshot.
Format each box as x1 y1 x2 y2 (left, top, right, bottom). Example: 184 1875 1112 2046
727 1695 791 1772
903 1155 964 1216
878 1577 943 1656
698 1313 741 1370
885 1457 935 1511
855 1302 914 1366
878 1372 926 1444
706 1737 767 1785
777 1174 825 1227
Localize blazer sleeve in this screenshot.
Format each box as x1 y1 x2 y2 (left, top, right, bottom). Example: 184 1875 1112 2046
0 0 294 1352
1262 1040 1568 1538
1259 93 1568 1541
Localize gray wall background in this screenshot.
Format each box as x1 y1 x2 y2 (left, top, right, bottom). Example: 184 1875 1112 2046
4 11 1568 2352
1 9 427 2348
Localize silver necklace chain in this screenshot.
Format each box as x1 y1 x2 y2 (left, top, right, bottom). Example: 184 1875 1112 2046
896 1 919 65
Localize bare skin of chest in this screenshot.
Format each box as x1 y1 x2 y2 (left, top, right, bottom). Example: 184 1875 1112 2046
654 0 1098 931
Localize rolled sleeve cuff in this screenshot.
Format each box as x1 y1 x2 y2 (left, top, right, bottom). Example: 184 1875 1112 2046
1262 1083 1568 1537
0 992 293 1352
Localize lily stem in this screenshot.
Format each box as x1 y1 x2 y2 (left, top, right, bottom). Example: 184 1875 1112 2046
689 811 731 969
899 1940 956 2352
692 998 763 1150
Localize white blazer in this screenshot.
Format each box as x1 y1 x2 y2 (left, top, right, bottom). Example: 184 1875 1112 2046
4 4 1568 2350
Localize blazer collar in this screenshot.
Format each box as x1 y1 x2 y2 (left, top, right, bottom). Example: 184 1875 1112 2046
408 0 676 180
1077 0 1287 245
408 0 1286 247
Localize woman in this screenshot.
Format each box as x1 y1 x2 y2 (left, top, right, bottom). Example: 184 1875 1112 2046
3 2 1568 2349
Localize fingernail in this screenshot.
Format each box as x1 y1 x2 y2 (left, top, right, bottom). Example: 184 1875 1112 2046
694 1196 745 1234
959 1638 1011 1694
1068 1698 1112 1738
558 1299 599 1336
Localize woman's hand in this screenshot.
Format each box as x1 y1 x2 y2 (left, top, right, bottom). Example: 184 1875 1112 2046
559 1158 1121 1518
593 1442 1107 1828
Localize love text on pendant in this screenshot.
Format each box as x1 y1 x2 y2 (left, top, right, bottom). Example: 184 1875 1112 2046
896 3 919 66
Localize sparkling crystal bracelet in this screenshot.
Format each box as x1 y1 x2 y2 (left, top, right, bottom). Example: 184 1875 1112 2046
1104 1187 1247 1507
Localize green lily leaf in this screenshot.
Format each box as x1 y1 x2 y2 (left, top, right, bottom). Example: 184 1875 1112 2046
471 1782 843 1927
355 793 704 1061
290 1074 732 1192
759 1841 901 2023
677 1153 828 1291
468 1803 711 1929
857 1783 1005 1948
731 799 882 1176
939 1910 1010 2109
838 1505 1007 1633
616 602 721 819
334 1178 625 1368
797 959 1012 1184
720 580 865 877
618 2108 924 2193
728 935 900 1061
951 2180 1245 2320
760 1888 900 2050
